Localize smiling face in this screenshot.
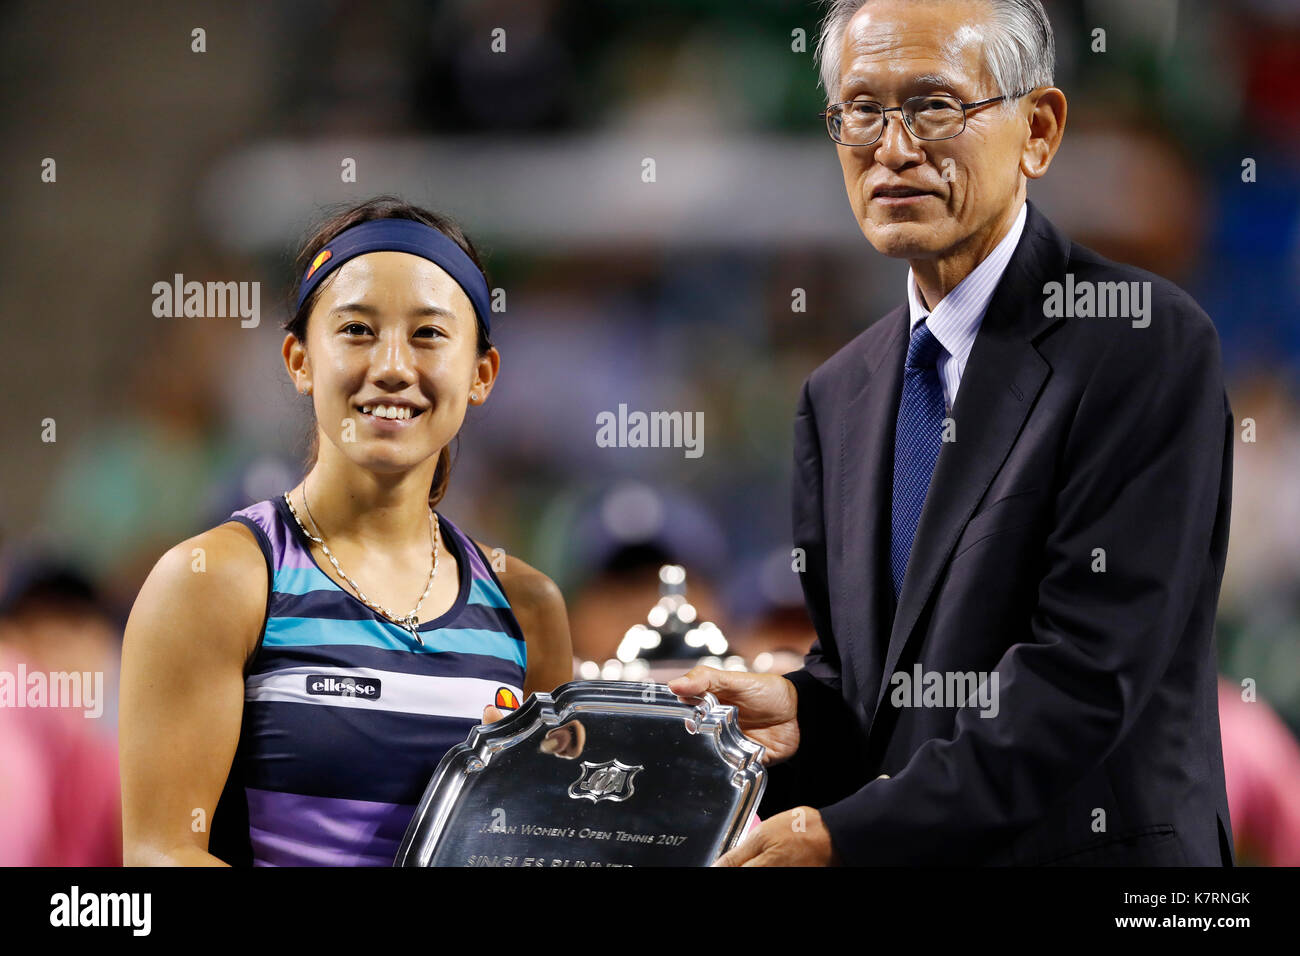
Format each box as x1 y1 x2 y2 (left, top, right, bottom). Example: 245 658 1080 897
833 0 1034 262
284 250 498 475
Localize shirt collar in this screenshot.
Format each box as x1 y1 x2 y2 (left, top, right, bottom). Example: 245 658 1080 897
906 200 1028 363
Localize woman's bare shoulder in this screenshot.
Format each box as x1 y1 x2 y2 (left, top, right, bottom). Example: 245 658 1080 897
126 521 269 667
470 541 564 616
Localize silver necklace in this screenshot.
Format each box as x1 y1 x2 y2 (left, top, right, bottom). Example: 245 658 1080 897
282 483 438 646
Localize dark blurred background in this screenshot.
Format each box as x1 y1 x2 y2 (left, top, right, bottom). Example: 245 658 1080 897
2 0 1298 865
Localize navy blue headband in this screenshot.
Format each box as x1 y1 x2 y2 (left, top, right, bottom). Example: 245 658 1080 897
295 218 490 335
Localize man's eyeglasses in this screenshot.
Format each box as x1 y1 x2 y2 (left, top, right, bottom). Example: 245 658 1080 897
821 90 1032 147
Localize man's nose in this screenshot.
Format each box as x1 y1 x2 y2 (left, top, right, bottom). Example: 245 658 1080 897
873 111 926 168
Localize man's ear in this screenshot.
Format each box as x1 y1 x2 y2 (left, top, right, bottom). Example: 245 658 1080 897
470 347 501 404
1021 87 1067 180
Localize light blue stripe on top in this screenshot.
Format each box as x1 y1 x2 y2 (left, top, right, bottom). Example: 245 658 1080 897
467 576 509 608
263 616 526 666
273 565 343 596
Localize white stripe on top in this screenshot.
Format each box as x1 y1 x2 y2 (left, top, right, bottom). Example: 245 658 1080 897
245 665 521 720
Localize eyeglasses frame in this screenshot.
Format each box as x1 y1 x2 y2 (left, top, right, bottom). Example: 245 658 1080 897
820 89 1035 146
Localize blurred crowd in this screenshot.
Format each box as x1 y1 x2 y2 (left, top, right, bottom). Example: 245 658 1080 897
3 0 1298 865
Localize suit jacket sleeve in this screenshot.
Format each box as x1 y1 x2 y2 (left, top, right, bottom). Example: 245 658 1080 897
761 378 872 816
818 298 1233 864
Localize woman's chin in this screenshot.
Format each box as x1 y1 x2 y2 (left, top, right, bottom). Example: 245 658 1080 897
347 447 437 474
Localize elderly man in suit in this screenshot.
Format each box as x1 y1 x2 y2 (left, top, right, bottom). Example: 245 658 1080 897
670 0 1234 866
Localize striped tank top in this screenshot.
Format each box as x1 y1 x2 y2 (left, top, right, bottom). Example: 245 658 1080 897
209 494 527 866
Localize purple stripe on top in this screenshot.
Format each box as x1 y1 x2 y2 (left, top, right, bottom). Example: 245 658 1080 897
246 787 415 866
446 519 493 580
238 496 493 579
232 498 318 570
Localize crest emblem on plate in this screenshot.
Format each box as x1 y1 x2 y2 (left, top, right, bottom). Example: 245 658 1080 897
568 759 642 802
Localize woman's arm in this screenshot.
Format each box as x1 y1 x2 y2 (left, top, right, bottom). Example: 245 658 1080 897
475 542 573 698
119 523 266 866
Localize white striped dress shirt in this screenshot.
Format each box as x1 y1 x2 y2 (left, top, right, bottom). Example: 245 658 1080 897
906 201 1028 412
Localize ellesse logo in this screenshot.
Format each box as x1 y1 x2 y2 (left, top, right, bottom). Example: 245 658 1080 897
305 249 332 280
306 675 382 700
495 687 520 710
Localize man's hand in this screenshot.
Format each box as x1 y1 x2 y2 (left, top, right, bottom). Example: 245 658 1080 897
714 807 839 866
667 666 800 765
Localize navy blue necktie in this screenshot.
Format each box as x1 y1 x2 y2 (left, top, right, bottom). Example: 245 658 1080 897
891 320 947 598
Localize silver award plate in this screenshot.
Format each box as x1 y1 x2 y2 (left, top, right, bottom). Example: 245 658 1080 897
394 680 765 867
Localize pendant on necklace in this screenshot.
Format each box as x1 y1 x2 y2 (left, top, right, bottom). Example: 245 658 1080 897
399 616 425 646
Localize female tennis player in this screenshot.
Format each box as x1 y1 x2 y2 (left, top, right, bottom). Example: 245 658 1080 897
120 197 573 866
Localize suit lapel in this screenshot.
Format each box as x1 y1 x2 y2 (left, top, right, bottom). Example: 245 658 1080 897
837 307 908 725
867 201 1068 730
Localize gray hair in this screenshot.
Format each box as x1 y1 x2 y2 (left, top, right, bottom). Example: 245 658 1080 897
814 0 1055 107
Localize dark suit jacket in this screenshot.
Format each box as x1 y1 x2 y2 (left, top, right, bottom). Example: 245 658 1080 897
760 200 1235 865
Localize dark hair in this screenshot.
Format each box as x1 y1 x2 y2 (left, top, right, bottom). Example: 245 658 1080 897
0 561 105 621
284 196 493 508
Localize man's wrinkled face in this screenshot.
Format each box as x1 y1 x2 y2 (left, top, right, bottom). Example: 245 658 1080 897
833 0 1030 260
